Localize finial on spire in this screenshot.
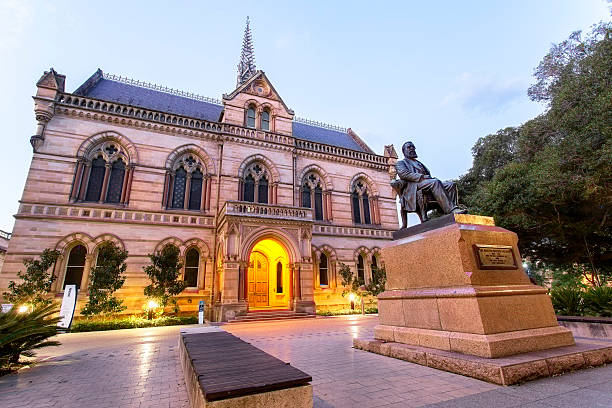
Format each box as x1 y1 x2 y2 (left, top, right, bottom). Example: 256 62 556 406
237 16 257 87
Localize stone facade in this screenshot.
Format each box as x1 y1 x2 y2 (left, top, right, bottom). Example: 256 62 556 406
0 67 397 321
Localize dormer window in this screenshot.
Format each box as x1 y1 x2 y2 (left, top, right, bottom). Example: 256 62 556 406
246 106 256 128
261 110 270 131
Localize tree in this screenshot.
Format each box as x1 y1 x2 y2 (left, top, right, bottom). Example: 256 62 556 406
364 265 387 297
81 242 128 317
458 23 612 286
338 262 387 313
4 249 61 307
143 245 186 312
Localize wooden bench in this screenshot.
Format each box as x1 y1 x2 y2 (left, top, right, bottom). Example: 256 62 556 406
179 327 313 407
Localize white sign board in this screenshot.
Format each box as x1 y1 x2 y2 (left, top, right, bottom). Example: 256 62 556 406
58 285 78 330
198 300 205 324
1 304 13 313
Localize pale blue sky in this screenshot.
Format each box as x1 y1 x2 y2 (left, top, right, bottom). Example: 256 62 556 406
0 0 609 231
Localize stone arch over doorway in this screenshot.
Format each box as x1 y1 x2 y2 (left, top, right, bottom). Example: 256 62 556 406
240 228 301 310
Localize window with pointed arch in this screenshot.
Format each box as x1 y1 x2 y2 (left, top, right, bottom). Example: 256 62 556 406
184 248 200 288
240 162 269 204
276 261 283 293
301 172 326 221
357 254 365 282
351 179 373 225
371 254 379 274
64 244 87 289
72 141 132 205
319 253 329 287
166 153 209 212
246 105 256 128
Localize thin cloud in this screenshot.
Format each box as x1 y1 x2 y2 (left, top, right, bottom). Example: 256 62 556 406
0 0 33 50
441 73 527 114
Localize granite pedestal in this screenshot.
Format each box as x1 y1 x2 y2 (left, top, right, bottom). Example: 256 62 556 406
354 214 612 384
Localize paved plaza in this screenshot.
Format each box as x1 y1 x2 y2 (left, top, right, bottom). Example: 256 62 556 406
0 315 611 407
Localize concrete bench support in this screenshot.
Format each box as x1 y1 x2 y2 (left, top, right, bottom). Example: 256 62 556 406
179 327 312 408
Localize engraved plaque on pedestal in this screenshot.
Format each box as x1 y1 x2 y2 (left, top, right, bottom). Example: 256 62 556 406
473 244 518 270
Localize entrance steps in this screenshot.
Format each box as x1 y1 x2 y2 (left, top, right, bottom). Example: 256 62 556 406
228 309 315 323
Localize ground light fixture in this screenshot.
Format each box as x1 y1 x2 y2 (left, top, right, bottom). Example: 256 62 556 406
349 293 355 310
17 305 29 313
146 299 159 320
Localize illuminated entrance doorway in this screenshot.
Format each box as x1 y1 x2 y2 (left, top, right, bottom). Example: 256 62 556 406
247 238 291 309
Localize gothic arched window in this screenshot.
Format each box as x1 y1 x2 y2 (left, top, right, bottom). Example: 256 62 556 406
64 244 87 289
244 174 255 202
241 163 270 204
258 176 269 204
261 110 270 131
301 172 326 221
371 255 378 274
166 153 208 212
319 253 329 286
106 159 125 203
189 169 203 210
74 141 132 205
246 106 256 128
184 248 199 288
85 156 106 202
276 261 283 293
351 180 374 225
357 254 365 282
171 167 187 209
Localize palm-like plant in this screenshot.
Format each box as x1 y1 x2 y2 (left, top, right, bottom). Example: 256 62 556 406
0 303 61 373
582 287 612 317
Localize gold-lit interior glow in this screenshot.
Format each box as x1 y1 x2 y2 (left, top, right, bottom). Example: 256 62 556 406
248 238 290 309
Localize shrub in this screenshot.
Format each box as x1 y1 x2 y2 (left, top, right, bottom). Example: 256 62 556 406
582 286 612 317
549 286 583 316
3 249 61 308
82 242 128 317
71 315 197 333
317 307 378 316
143 245 187 312
0 303 61 374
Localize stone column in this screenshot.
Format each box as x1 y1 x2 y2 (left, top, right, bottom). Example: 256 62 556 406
70 161 84 202
98 163 111 203
216 260 247 322
184 173 192 210
119 165 130 204
200 177 207 212
78 163 91 201
294 262 316 314
80 253 95 293
125 166 135 205
206 175 212 210
161 171 171 208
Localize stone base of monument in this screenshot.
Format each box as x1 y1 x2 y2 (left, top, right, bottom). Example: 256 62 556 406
353 337 612 385
354 214 612 384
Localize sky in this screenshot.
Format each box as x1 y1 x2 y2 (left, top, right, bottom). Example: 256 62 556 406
0 0 610 231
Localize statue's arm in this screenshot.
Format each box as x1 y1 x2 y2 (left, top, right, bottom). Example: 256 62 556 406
396 161 423 182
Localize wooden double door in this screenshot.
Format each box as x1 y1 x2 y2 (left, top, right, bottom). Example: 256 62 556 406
248 251 269 308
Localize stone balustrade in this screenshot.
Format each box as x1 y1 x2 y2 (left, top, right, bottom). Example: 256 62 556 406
17 203 214 228
221 201 313 222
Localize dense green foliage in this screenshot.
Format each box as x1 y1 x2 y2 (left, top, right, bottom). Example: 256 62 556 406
0 304 60 373
3 249 61 308
71 315 197 332
337 262 387 298
82 242 128 316
458 23 612 286
143 245 187 311
582 286 612 317
550 286 584 316
317 307 378 316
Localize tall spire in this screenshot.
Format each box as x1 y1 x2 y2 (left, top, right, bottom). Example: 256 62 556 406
237 16 257 87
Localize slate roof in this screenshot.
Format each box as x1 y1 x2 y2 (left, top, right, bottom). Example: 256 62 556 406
291 122 365 151
73 71 368 152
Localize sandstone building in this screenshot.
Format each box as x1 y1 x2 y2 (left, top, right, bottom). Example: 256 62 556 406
0 22 398 321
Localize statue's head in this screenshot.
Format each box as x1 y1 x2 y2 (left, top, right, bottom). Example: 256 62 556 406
402 141 417 159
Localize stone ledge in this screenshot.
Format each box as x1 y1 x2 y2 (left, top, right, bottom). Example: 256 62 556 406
353 337 612 385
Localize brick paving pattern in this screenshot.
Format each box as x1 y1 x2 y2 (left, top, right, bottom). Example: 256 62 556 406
0 315 611 407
